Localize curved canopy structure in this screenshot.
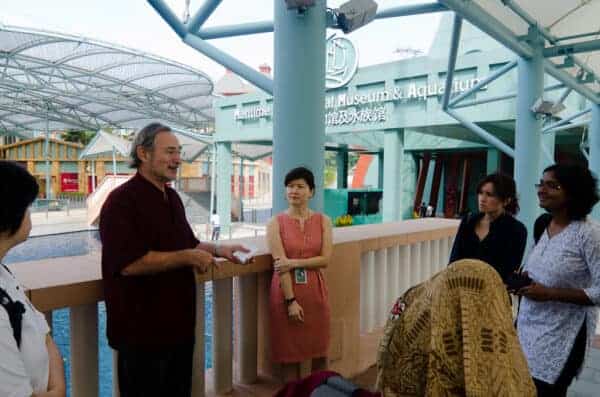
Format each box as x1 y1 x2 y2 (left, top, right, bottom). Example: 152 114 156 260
440 0 600 101
0 24 215 137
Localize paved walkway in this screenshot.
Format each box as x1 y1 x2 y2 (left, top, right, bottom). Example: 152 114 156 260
569 345 600 396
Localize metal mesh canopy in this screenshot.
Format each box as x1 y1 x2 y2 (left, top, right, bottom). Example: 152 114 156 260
0 24 215 137
231 143 272 160
443 1 600 94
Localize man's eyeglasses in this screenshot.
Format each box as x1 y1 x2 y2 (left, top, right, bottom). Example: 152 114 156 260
535 180 562 190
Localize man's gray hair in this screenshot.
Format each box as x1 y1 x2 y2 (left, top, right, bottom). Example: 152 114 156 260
130 122 172 168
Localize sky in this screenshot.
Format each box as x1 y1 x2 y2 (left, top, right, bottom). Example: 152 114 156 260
2 0 442 83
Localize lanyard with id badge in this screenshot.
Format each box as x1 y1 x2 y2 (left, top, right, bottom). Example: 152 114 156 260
292 213 311 285
294 268 307 284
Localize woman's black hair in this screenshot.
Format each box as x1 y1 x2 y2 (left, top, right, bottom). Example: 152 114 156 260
0 161 39 236
284 167 315 191
543 163 599 220
476 173 520 215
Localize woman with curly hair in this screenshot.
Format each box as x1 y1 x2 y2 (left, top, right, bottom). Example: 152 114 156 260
516 163 600 397
449 172 527 282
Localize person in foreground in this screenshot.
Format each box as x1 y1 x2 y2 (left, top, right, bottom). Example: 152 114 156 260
449 172 527 282
0 161 66 397
267 167 333 382
377 259 536 396
516 163 600 397
100 123 248 397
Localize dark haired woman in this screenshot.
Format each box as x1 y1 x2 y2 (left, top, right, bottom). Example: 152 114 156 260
0 161 65 397
449 172 527 282
267 167 333 382
516 163 600 397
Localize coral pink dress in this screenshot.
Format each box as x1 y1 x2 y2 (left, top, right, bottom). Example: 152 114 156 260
269 212 331 363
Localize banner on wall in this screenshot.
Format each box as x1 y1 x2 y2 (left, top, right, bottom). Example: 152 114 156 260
60 172 79 192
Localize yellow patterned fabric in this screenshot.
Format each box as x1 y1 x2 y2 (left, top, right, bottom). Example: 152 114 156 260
375 259 535 397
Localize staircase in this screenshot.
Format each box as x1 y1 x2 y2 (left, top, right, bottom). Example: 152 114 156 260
86 175 132 225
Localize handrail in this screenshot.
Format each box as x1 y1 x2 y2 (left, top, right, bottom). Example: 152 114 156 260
7 218 459 396
9 218 458 309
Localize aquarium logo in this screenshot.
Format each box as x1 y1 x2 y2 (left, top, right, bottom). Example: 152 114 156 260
326 35 358 89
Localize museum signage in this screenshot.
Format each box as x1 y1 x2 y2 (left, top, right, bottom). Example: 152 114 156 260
233 77 483 126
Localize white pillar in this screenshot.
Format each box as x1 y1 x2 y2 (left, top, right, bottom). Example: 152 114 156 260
399 245 411 294
387 246 400 307
411 243 421 286
375 249 387 327
364 251 376 332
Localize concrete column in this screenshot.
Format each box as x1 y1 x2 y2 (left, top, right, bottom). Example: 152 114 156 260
216 142 232 233
515 28 544 236
273 1 326 213
336 145 348 188
590 104 600 219
382 129 404 222
212 278 233 393
238 273 258 384
486 148 501 174
70 304 98 397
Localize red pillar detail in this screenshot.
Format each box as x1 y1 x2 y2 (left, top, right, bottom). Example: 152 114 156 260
413 153 431 215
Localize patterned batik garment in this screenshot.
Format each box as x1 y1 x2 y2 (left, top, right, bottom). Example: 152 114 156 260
376 259 536 397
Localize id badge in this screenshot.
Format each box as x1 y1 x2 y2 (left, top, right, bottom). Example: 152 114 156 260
294 268 307 284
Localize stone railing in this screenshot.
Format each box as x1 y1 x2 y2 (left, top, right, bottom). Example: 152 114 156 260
9 218 458 396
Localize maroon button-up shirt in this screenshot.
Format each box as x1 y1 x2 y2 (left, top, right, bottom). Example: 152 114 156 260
99 173 199 351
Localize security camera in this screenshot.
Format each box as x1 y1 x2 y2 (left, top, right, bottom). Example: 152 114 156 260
285 0 316 10
336 0 378 34
531 98 565 116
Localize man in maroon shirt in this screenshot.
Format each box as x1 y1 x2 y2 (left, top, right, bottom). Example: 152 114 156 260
100 123 247 397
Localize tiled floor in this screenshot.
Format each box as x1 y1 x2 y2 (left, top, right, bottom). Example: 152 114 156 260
569 339 600 397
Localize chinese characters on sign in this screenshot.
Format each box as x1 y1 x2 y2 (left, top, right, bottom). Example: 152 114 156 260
325 106 386 126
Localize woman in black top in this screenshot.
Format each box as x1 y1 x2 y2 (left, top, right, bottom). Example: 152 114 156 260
449 173 527 282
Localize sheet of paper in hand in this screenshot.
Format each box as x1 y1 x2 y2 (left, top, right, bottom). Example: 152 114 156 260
233 243 257 264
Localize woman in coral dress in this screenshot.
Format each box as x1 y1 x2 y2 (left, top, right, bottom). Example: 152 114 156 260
267 166 333 382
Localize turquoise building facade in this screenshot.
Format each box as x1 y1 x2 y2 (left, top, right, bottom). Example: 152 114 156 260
213 15 588 228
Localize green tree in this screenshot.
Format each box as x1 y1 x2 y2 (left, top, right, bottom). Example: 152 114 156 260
61 130 96 146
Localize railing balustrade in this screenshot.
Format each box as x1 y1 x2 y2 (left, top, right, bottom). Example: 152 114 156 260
9 218 458 396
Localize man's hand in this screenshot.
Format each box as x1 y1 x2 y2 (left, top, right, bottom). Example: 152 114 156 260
215 244 250 264
287 300 304 323
274 257 295 274
517 282 555 301
183 249 214 273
